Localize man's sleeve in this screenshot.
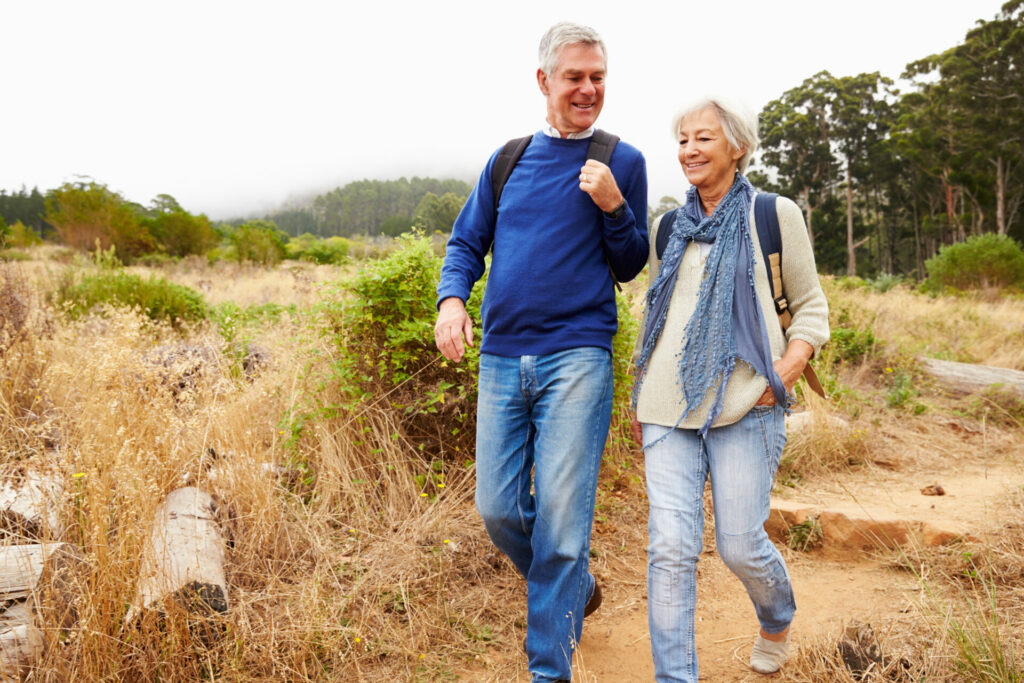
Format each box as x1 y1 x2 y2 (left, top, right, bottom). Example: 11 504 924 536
602 148 649 282
436 153 499 308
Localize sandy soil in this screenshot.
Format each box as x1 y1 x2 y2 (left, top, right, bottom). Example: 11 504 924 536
456 440 1022 681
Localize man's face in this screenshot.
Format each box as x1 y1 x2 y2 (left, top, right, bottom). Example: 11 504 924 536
537 43 606 138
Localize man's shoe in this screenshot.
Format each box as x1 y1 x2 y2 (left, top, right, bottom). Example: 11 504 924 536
583 581 602 618
522 581 603 653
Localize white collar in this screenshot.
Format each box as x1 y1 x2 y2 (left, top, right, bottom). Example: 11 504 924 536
540 122 595 140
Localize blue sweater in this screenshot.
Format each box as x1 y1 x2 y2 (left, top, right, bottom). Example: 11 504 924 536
437 133 648 356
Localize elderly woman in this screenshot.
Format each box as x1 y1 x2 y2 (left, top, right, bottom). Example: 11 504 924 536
632 97 829 682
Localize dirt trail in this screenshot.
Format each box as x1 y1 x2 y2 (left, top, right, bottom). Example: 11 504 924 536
459 447 1022 681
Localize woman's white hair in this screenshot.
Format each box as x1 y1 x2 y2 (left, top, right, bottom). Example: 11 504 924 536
538 22 606 77
671 96 759 174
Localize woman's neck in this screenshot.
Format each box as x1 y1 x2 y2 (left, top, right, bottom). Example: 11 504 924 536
696 176 736 216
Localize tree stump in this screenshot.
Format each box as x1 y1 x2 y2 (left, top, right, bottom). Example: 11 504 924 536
126 487 228 640
918 357 1024 398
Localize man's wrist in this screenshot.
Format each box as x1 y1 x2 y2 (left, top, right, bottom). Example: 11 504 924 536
603 200 627 220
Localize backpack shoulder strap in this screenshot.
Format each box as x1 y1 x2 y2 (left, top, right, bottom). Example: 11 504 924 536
754 192 791 328
586 129 619 165
655 208 680 261
754 192 826 398
491 135 533 207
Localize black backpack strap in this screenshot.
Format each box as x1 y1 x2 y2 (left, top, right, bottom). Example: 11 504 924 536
586 129 619 165
588 129 622 290
492 135 533 207
753 192 791 327
655 208 680 261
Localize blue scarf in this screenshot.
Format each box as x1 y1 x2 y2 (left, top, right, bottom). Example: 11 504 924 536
633 174 788 438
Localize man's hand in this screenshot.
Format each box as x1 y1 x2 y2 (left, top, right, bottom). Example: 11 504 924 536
435 297 474 363
579 159 624 213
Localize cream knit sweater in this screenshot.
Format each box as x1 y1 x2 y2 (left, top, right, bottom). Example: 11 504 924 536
635 194 830 429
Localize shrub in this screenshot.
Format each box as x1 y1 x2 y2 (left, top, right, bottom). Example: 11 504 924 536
56 270 208 327
6 220 43 248
287 234 350 264
925 233 1024 291
296 232 483 463
230 220 287 265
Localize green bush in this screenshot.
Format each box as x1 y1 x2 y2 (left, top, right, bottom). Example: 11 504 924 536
286 234 350 264
296 233 482 462
230 220 287 265
925 234 1024 291
6 221 43 248
56 270 208 327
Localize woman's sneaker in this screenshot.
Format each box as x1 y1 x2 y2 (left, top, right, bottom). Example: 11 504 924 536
749 631 790 674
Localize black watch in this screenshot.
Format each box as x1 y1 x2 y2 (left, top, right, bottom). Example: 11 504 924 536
604 200 627 220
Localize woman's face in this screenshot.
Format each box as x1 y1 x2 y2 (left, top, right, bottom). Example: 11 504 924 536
677 107 745 193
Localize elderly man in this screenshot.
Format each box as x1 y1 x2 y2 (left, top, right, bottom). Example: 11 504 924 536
434 22 648 683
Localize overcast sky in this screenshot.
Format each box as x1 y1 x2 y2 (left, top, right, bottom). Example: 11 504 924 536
2 0 1007 219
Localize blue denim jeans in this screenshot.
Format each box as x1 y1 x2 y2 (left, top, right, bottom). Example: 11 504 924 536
642 404 795 683
475 347 612 683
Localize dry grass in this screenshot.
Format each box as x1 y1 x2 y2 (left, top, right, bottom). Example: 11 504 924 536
2 254 1023 681
0 259 528 680
823 279 1024 370
126 257 349 308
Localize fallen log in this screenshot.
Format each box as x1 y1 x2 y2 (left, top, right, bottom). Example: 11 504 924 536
918 357 1024 398
0 468 63 540
0 543 84 676
126 487 228 639
0 601 43 678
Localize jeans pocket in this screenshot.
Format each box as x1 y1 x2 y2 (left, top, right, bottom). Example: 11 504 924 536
750 404 775 416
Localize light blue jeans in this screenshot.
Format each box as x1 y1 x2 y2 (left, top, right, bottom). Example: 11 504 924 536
643 404 795 683
475 348 612 683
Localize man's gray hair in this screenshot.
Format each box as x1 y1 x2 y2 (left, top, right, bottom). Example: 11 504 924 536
671 96 760 174
538 22 606 77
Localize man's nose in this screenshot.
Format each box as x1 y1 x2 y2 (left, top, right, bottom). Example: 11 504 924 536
579 78 596 96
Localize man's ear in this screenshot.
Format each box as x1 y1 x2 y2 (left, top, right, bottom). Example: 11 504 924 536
537 68 549 95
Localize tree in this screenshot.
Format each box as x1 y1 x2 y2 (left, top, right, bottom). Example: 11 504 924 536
647 196 682 227
44 181 155 257
143 195 218 257
829 72 895 276
757 71 839 250
413 192 466 233
379 214 414 237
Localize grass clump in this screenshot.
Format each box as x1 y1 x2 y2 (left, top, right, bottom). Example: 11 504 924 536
786 515 823 551
56 269 208 327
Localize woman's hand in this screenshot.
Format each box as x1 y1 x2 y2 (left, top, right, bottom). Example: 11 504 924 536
754 339 815 406
630 412 643 447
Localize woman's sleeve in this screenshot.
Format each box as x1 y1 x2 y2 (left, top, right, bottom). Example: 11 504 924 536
776 197 830 356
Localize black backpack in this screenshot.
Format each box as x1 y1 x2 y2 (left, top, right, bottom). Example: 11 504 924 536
654 194 826 398
491 129 619 207
489 129 622 289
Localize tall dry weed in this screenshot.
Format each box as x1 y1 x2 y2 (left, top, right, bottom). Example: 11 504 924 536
823 280 1024 370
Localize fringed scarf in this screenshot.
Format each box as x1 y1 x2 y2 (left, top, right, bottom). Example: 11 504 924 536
633 173 788 439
